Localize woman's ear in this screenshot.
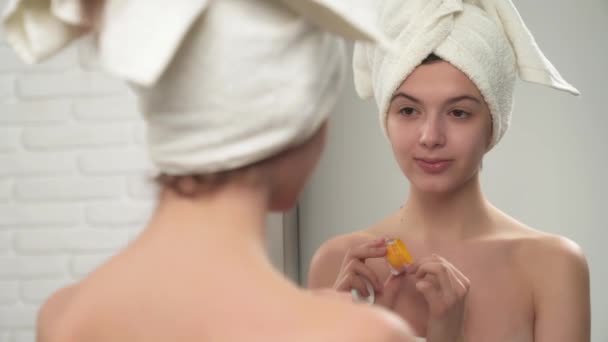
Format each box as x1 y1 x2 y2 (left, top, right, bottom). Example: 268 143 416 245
485 111 494 151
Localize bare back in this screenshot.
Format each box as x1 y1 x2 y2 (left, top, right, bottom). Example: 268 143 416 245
37 230 414 342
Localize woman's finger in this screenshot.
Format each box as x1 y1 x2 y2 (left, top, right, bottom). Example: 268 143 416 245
375 274 404 309
416 262 452 288
334 239 387 296
447 264 470 295
405 254 437 274
443 263 468 297
341 259 382 292
350 274 370 297
431 254 469 297
347 242 387 261
349 260 383 291
420 273 440 293
416 279 447 316
333 274 353 292
335 270 364 293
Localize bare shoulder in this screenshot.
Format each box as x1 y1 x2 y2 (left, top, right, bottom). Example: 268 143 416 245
307 230 378 288
347 305 414 342
358 306 416 342
296 291 414 341
509 226 589 290
515 230 588 272
500 221 591 339
316 301 414 342
491 211 588 272
37 284 82 342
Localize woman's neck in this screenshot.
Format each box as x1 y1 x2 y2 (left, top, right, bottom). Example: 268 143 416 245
129 182 300 311
402 174 495 242
141 182 274 269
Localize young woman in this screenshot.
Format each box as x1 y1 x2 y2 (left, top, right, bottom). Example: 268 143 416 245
3 0 416 341
308 1 590 341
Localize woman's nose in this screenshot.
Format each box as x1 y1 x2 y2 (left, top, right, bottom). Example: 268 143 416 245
419 116 446 149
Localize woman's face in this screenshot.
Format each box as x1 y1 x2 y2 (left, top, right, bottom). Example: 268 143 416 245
386 60 492 194
268 121 328 211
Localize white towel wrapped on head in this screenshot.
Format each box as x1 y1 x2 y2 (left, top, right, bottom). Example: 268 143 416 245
2 0 388 175
353 0 580 149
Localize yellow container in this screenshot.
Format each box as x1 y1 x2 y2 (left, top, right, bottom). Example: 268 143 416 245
385 238 413 275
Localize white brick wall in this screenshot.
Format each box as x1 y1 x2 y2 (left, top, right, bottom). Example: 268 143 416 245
0 128 19 153
0 101 71 125
0 233 10 254
0 282 18 305
0 307 37 329
79 148 155 175
22 124 130 150
14 230 130 254
14 177 125 202
0 45 76 73
0 6 159 338
73 97 140 122
0 75 13 99
16 71 128 99
0 181 10 202
127 174 159 199
69 253 115 278
0 154 75 178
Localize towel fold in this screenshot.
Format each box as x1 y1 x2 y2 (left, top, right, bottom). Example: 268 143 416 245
3 0 388 174
353 0 579 149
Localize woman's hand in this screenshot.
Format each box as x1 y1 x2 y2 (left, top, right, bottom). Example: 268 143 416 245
374 273 406 309
406 254 470 342
333 238 387 298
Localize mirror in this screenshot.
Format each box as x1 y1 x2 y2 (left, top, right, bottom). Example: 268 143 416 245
297 2 607 340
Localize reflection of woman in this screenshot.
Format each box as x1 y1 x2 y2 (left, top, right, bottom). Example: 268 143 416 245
3 1 415 341
308 0 590 341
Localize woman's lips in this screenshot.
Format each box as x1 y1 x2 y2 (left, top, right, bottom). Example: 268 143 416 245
414 158 453 174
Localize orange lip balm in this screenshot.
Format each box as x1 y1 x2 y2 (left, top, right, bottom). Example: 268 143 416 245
385 238 413 275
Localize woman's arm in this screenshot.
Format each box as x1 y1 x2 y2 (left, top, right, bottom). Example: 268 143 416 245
307 236 349 289
307 234 379 289
530 236 590 342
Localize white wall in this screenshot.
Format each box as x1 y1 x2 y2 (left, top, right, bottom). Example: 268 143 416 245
0 4 288 339
298 1 608 341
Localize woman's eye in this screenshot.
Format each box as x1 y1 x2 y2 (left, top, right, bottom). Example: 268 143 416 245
399 107 416 116
451 109 470 118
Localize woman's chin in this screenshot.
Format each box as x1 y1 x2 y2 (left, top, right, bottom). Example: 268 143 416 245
410 177 457 195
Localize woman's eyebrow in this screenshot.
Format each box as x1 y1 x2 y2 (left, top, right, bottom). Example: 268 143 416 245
390 92 421 104
390 92 482 105
445 95 482 105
